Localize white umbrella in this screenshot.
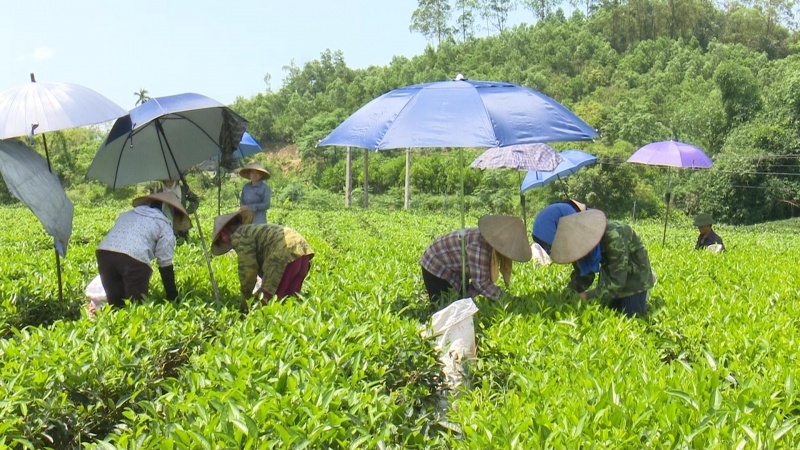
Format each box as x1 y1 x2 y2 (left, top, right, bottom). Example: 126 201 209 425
0 74 126 166
0 74 125 302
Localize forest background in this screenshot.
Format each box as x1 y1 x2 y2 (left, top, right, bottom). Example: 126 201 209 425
7 0 800 225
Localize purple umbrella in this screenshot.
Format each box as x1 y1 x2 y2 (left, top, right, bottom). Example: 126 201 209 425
627 140 713 244
470 143 562 229
627 140 712 168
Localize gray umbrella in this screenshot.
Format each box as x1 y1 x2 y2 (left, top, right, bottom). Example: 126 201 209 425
0 139 73 255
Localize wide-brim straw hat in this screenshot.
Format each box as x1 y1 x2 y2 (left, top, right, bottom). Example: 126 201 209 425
550 210 608 264
478 215 533 262
239 163 270 181
693 213 713 227
132 191 188 221
211 210 254 255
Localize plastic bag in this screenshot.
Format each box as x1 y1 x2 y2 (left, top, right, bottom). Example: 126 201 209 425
85 275 107 314
422 298 479 390
531 242 552 266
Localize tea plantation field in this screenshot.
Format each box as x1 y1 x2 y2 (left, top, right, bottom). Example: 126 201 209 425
1 202 799 449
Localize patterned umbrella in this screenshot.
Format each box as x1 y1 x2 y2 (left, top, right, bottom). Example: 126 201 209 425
471 143 562 229
470 143 561 171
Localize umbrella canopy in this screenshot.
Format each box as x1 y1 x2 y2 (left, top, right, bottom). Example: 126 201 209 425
318 77 598 150
0 74 125 139
471 143 563 230
470 143 562 171
0 139 73 256
627 140 713 245
521 149 598 193
627 140 712 168
87 92 247 304
87 93 247 188
235 131 262 158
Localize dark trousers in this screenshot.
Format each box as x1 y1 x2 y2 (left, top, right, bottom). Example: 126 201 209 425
608 291 649 318
96 250 153 308
421 266 464 302
274 255 312 298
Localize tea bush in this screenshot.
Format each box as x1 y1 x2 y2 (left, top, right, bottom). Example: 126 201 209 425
1 202 799 448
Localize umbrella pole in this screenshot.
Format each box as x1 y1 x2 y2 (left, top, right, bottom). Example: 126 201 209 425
179 172 220 303
191 209 220 302
157 121 221 303
217 162 222 216
519 172 527 231
558 175 569 198
459 147 467 297
41 134 64 303
662 169 672 246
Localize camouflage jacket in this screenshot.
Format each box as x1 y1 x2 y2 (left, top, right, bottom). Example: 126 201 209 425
231 224 314 300
568 221 655 303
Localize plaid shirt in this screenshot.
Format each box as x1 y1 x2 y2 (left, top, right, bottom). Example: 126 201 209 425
421 228 502 300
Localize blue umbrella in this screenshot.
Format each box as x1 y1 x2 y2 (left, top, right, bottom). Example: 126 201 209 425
319 77 598 149
520 149 598 193
320 76 597 294
235 131 262 158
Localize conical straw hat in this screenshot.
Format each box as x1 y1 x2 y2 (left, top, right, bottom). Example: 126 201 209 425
132 191 188 220
478 215 532 262
550 210 607 263
211 210 254 255
239 163 270 180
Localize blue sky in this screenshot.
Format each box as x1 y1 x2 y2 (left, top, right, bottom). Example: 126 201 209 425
1 0 532 110
0 0 530 109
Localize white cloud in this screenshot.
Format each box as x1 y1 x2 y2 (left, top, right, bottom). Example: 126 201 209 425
32 47 54 61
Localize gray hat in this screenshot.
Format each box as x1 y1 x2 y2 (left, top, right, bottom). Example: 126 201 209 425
693 213 713 227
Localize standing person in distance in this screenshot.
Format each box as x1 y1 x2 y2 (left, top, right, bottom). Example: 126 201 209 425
239 163 271 224
95 191 187 308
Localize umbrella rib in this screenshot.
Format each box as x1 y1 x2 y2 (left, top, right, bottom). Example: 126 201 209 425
112 130 135 189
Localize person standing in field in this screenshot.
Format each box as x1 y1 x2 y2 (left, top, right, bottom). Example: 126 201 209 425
693 213 725 252
95 191 186 307
211 210 314 313
420 215 532 302
238 163 271 224
532 204 655 318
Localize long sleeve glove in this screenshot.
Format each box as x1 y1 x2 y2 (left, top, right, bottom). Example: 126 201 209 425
159 265 179 301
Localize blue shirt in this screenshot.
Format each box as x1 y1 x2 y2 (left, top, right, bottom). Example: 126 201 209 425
240 181 271 224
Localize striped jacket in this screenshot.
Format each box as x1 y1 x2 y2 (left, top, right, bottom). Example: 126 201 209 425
231 224 314 299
